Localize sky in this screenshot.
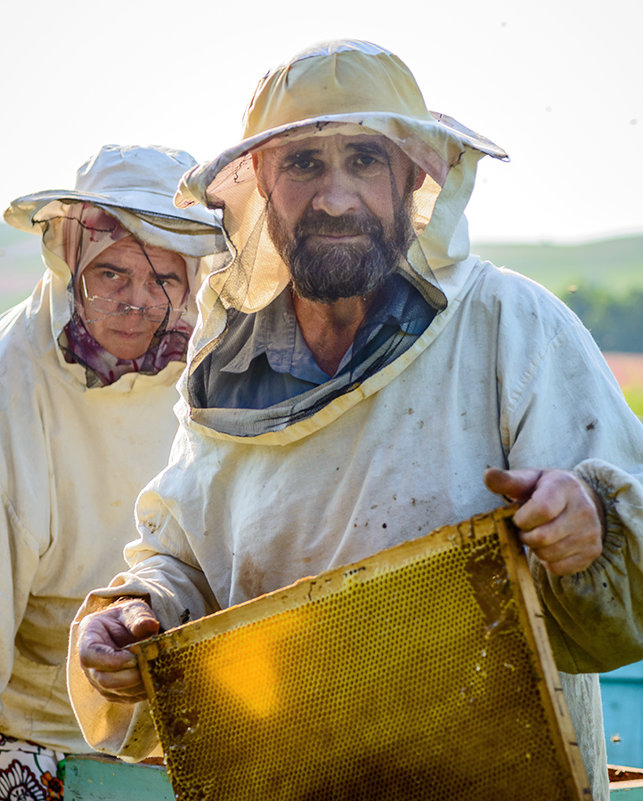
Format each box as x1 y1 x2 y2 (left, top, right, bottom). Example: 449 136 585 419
1 0 641 244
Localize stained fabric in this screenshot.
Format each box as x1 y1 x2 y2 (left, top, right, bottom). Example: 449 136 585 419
66 48 642 801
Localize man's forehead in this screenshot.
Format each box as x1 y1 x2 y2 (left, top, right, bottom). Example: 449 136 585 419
266 132 396 160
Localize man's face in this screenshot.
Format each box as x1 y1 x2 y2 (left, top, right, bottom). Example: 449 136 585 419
255 134 424 302
80 235 189 359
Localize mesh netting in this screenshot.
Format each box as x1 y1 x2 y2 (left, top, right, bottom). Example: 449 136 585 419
186 126 449 434
134 507 590 801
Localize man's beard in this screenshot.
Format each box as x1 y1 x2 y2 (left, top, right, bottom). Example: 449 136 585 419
266 193 416 304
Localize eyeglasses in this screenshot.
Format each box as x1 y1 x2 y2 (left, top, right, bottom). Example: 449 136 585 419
81 275 187 324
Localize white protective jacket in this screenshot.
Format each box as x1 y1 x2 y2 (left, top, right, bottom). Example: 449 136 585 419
68 44 643 800
1 145 225 753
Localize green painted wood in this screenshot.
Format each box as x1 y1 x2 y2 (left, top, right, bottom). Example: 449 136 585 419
601 663 643 767
610 788 643 799
65 754 175 801
67 752 643 800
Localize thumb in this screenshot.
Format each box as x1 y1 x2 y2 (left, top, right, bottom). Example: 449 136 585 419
484 467 543 502
120 600 160 641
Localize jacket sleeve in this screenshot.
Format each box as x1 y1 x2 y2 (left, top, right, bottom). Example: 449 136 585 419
495 283 643 673
67 486 219 759
67 594 163 762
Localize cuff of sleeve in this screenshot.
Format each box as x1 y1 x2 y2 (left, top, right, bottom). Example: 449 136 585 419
538 458 643 673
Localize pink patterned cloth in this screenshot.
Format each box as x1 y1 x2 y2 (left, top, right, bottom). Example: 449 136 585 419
62 203 129 279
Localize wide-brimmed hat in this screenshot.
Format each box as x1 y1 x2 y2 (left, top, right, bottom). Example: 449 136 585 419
175 40 507 215
5 144 222 257
171 40 509 323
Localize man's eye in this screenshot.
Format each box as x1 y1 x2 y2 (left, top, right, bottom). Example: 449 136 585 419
293 158 317 171
353 154 383 171
282 156 319 175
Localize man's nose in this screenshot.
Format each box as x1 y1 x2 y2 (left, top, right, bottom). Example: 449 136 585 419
311 169 360 217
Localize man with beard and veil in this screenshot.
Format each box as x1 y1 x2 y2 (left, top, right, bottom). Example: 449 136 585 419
0 145 224 796
68 44 643 800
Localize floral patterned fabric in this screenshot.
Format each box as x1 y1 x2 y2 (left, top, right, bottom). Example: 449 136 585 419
61 311 190 388
0 735 65 801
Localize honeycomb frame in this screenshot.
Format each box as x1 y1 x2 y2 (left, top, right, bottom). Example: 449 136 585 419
132 506 592 800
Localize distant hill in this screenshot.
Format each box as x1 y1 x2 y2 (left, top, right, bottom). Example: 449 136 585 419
0 223 44 310
472 234 643 296
0 222 641 315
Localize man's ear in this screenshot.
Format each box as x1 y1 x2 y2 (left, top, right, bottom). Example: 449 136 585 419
252 152 267 199
413 168 427 191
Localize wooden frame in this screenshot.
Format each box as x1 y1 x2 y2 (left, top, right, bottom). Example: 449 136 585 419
133 506 592 801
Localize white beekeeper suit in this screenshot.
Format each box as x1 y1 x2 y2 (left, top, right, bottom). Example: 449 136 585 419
0 144 224 755
68 45 643 801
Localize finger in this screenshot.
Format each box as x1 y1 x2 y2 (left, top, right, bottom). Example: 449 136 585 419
89 691 148 704
528 536 603 575
79 634 138 671
519 520 566 552
484 467 543 502
520 522 586 564
92 689 149 704
513 470 599 533
122 608 160 641
79 600 159 665
79 617 139 669
536 552 598 577
512 480 568 531
87 665 145 692
85 668 148 703
519 516 603 575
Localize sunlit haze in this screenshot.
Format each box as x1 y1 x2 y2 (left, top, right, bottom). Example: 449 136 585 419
1 0 641 243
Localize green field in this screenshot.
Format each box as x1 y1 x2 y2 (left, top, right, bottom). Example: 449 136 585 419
1 223 641 313
1 224 641 414
0 223 45 310
473 235 643 296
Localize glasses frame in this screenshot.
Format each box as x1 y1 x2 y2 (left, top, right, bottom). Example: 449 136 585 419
80 274 188 324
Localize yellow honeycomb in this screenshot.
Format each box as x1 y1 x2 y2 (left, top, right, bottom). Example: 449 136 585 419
133 506 591 801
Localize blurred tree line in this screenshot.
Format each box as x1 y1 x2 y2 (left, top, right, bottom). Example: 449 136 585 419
561 285 643 353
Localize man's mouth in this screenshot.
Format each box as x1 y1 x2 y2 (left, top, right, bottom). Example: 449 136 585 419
308 232 367 242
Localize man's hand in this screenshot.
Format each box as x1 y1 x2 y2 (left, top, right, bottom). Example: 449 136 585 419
484 468 605 576
77 598 160 703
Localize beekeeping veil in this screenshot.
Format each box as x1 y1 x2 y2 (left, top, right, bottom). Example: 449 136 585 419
174 40 508 434
5 144 225 386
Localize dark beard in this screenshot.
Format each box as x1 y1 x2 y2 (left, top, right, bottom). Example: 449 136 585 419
267 201 415 304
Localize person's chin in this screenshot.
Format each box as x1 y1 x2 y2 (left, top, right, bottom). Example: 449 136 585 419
107 331 153 360
112 347 149 360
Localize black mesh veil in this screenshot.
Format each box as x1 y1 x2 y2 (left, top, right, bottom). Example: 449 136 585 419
187 128 448 435
33 202 204 387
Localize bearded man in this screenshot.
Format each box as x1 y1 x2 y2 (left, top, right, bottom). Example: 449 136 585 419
69 42 643 801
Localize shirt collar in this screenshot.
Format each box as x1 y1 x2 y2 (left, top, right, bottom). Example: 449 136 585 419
220 273 432 379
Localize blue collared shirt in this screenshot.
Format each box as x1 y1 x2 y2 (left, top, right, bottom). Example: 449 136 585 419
190 273 436 410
